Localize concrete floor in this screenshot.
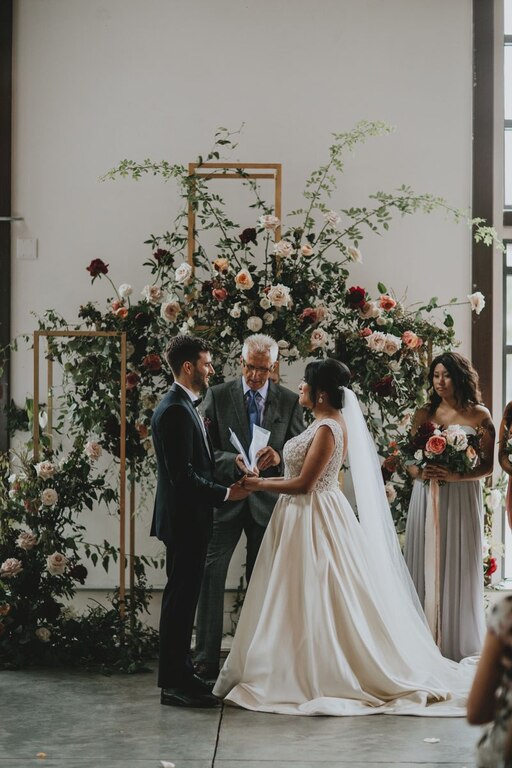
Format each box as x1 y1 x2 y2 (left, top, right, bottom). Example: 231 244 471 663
1 667 480 767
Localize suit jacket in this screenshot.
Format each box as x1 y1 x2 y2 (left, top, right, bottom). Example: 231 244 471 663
202 378 305 526
150 383 227 543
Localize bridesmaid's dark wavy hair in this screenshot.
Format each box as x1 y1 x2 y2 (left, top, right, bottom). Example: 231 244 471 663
304 359 351 409
426 351 482 415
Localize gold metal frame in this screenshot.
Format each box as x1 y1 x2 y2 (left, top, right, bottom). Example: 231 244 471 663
33 329 131 613
187 162 282 265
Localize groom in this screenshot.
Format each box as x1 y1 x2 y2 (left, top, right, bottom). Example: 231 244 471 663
151 335 249 708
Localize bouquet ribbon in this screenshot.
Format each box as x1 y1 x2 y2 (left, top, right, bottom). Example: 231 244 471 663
424 479 441 646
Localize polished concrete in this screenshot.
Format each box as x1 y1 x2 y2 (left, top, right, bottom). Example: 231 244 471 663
1 667 479 767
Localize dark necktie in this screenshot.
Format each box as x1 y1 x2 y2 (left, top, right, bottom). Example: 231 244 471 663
193 397 202 408
247 390 260 431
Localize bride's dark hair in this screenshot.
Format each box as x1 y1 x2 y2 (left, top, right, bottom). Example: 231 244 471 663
304 358 351 409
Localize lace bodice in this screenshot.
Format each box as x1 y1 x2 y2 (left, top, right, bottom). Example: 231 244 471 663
283 418 344 492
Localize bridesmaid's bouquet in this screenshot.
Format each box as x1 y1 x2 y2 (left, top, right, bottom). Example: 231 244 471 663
401 422 481 483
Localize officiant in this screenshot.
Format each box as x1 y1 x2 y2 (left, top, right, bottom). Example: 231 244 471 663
194 333 304 681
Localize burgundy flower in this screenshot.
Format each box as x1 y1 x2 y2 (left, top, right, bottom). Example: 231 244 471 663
69 564 88 584
142 354 162 373
126 372 140 390
86 259 109 279
345 286 366 308
486 557 497 576
371 375 394 397
381 454 399 481
153 248 170 263
239 228 257 246
301 308 319 324
212 287 228 301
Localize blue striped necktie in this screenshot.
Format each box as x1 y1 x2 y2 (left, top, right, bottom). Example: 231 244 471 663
247 390 260 431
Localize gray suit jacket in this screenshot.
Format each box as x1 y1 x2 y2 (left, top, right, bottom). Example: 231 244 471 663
202 378 305 526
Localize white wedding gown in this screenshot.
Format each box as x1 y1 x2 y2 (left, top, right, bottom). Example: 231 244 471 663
214 400 476 716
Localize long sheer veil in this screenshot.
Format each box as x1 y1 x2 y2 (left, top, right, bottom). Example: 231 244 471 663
343 387 429 626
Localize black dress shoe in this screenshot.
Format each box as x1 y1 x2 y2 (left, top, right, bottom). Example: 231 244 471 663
194 662 220 683
160 687 219 708
189 673 214 694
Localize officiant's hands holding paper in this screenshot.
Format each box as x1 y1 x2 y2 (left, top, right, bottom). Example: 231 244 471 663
255 446 281 472
235 454 260 477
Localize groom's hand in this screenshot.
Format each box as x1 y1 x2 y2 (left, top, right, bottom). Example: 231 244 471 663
228 480 251 501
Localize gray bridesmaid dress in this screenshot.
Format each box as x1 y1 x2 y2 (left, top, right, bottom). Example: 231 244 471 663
404 477 486 661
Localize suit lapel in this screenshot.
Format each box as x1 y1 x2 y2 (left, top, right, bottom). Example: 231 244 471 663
262 381 280 431
173 383 214 465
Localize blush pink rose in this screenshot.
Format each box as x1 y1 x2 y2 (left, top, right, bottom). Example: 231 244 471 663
402 330 423 349
380 295 397 311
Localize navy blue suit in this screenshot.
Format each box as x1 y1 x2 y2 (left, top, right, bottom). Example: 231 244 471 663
151 383 227 688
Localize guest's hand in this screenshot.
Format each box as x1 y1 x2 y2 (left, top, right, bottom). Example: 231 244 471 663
228 480 251 500
256 447 280 472
235 454 259 476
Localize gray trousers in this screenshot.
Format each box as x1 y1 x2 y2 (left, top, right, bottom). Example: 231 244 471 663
194 508 267 667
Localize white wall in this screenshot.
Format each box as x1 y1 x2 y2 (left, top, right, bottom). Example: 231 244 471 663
10 0 475 591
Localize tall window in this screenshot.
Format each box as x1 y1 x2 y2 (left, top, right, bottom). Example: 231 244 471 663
505 1 512 215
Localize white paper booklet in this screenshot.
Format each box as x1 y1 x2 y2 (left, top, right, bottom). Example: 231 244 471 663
229 424 271 472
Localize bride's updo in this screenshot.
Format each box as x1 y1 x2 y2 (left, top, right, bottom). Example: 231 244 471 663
304 358 351 409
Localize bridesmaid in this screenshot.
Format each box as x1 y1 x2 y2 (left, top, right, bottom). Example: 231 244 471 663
498 400 512 529
404 352 495 661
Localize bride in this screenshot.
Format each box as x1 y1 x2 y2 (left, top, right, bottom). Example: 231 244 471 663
213 358 475 716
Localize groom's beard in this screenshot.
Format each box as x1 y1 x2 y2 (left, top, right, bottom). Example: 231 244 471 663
191 368 209 394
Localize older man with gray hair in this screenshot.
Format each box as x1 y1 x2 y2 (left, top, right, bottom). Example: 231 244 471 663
194 334 304 681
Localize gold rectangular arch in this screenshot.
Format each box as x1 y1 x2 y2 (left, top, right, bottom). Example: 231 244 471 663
187 162 282 265
33 329 131 614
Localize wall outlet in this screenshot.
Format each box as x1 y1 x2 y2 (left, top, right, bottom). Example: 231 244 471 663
16 238 37 260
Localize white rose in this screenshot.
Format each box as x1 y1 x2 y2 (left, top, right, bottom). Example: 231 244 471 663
174 262 192 284
485 489 502 512
414 449 423 461
288 346 299 359
160 300 181 323
41 488 58 506
273 240 293 258
259 297 272 310
358 301 380 320
385 483 397 503
34 461 56 480
301 244 314 257
277 339 290 350
118 283 133 298
468 291 485 315
142 284 164 304
444 426 468 451
247 316 263 332
0 558 23 578
383 334 402 356
229 303 242 318
310 328 330 350
35 627 51 643
388 360 401 372
84 441 102 461
16 531 38 551
324 210 341 227
267 283 291 308
365 331 387 353
46 551 68 576
263 312 275 325
376 315 390 327
347 246 362 263
258 214 280 230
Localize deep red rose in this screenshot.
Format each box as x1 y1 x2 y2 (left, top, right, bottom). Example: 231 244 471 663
239 228 257 246
86 258 109 278
372 375 394 397
486 557 498 576
126 372 140 390
69 564 88 584
142 354 162 373
381 454 400 481
212 287 228 301
345 286 366 308
153 248 170 263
